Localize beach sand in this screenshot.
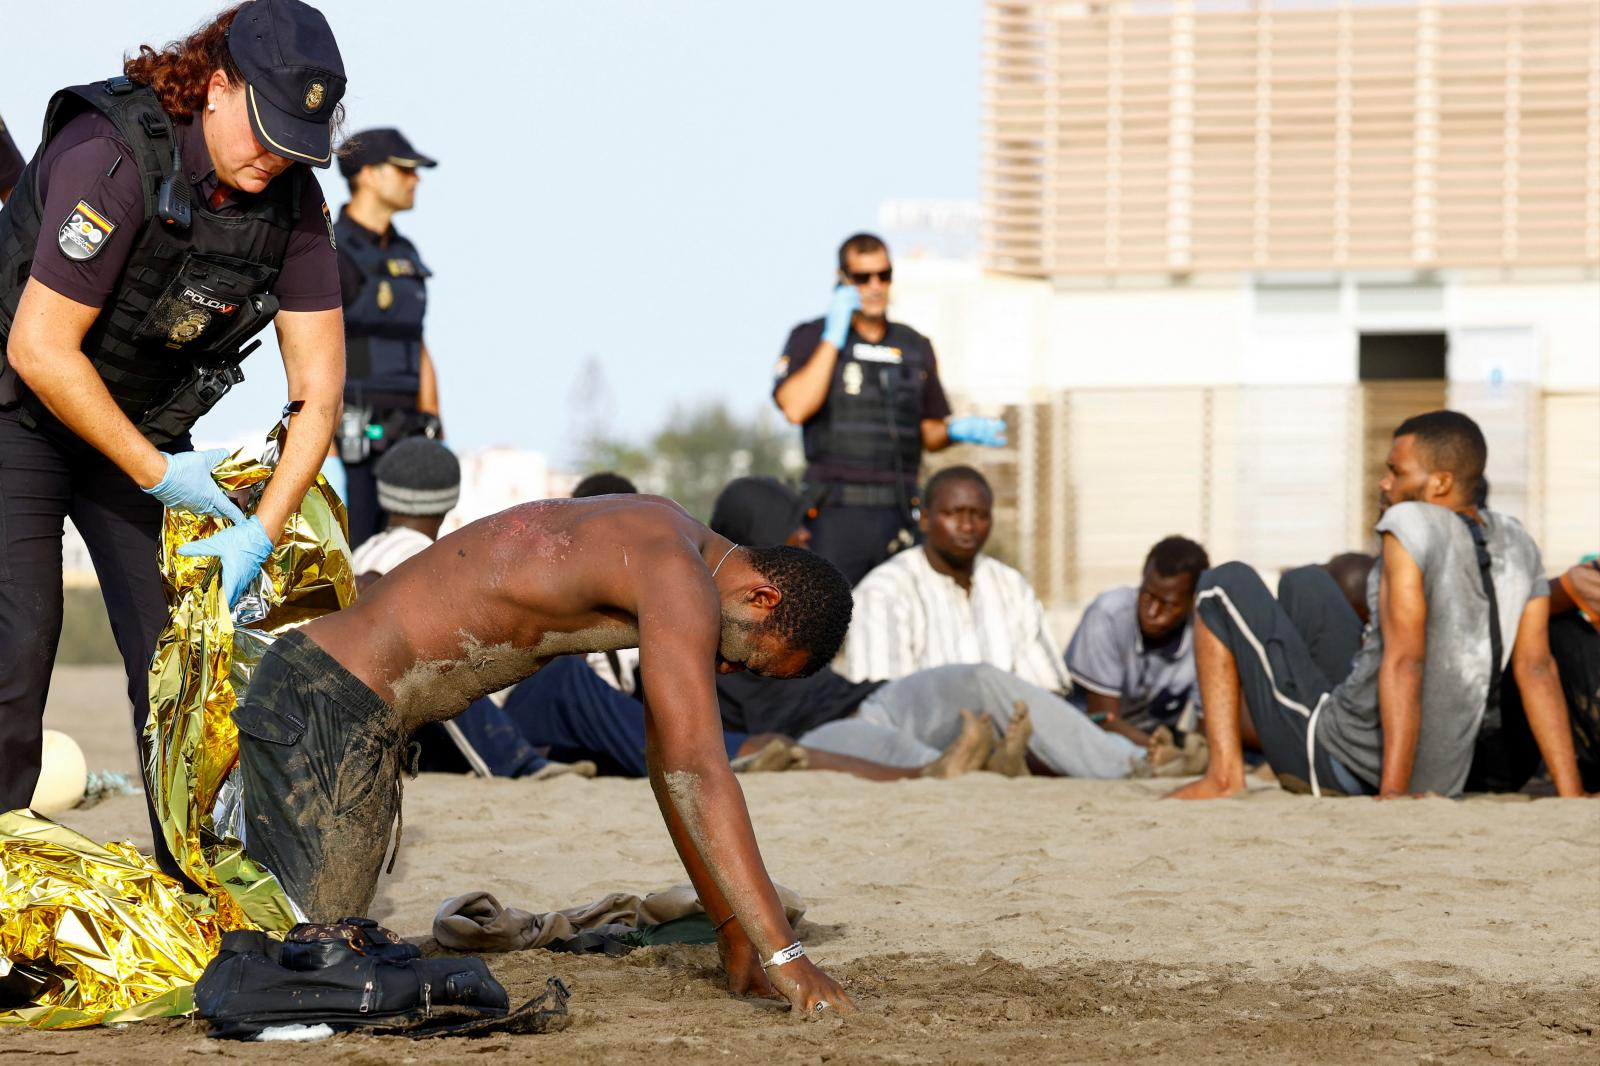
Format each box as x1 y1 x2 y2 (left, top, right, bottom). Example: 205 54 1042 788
9 666 1599 1063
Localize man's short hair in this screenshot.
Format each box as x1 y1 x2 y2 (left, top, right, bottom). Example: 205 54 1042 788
924 465 991 509
1393 410 1488 502
743 545 852 675
837 232 889 271
571 471 638 498
1144 536 1210 585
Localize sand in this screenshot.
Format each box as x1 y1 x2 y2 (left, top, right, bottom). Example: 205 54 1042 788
8 665 1598 1063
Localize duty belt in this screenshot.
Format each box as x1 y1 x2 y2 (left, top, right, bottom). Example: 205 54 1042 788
823 482 916 509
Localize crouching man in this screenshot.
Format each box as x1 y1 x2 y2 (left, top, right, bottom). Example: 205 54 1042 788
234 494 856 1013
1170 411 1586 800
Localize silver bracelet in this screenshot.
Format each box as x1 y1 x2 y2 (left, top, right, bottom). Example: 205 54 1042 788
762 942 806 969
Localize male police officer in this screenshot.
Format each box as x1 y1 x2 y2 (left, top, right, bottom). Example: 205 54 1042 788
331 128 440 548
773 233 1006 585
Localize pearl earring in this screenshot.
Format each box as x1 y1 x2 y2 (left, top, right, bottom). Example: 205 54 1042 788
207 103 216 112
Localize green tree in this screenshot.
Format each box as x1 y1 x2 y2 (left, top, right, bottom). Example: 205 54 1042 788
579 401 800 522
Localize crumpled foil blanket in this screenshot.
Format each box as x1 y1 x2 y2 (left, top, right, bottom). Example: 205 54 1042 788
1 413 354 1028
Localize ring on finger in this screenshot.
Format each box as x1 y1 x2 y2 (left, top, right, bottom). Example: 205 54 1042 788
813 1001 830 1013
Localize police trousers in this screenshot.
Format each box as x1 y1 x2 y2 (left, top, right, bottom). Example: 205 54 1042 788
0 408 188 876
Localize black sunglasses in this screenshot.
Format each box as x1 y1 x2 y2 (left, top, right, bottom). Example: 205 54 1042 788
845 267 893 285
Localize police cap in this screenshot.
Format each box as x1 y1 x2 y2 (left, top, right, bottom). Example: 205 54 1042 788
227 0 347 169
338 129 439 178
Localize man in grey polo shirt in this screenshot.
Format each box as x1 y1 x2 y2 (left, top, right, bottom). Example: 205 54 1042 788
1065 535 1210 748
1170 410 1586 800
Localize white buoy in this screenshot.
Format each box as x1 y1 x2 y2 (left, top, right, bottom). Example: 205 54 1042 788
31 729 88 815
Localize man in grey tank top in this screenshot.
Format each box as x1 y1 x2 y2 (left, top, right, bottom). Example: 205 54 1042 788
1169 410 1587 800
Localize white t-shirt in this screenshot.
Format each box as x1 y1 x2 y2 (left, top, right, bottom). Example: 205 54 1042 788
351 526 434 577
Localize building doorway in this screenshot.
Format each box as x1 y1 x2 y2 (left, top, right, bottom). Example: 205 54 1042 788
1360 333 1448 535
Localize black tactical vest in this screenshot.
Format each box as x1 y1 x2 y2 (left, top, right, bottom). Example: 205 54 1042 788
334 213 428 404
804 323 928 484
0 78 300 445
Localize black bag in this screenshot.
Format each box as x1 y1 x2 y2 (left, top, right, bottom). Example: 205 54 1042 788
195 921 569 1041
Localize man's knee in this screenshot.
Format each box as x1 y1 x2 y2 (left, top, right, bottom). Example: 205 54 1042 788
1197 560 1265 599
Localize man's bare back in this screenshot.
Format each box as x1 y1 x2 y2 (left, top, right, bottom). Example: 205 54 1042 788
308 495 715 732
236 494 856 1014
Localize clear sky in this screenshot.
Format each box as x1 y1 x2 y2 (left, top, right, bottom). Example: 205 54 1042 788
2 1 981 462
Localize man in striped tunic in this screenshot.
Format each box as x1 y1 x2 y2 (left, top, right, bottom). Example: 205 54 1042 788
841 465 1145 778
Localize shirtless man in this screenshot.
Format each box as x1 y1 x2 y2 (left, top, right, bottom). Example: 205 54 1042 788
233 494 856 1014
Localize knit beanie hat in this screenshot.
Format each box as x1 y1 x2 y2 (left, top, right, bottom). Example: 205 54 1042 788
374 438 460 515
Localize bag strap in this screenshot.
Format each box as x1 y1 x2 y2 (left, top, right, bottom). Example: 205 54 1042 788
1456 511 1503 732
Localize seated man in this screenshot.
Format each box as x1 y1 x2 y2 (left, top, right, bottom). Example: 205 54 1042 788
234 494 856 1013
846 466 1072 693
720 475 1142 778
1064 536 1209 748
1469 556 1600 793
1171 411 1585 800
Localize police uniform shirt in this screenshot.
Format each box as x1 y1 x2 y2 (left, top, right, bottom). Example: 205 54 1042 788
24 110 340 313
0 112 24 196
773 317 952 485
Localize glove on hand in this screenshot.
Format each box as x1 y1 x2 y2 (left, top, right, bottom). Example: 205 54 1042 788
947 416 1008 448
821 284 861 349
144 448 246 524
177 515 274 609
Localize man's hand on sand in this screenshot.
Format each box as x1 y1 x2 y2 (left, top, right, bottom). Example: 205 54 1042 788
717 926 781 1000
765 955 855 1016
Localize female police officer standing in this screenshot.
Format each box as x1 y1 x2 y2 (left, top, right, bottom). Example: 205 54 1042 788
0 0 348 841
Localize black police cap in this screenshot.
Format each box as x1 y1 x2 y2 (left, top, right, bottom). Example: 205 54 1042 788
227 0 347 168
337 128 439 178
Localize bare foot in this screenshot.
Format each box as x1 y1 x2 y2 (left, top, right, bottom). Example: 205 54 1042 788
732 738 804 773
921 708 996 779
984 701 1033 777
1163 774 1247 800
1146 726 1182 777
1148 728 1210 778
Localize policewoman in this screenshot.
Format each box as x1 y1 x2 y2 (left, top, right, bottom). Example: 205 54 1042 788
772 232 1007 585
0 0 348 838
329 128 441 548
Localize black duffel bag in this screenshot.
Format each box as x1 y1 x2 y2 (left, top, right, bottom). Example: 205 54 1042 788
195 920 568 1041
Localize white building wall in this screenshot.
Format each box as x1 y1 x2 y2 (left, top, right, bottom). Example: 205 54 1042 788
899 260 1600 605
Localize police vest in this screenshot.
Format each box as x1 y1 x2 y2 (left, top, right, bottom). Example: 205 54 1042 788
0 78 300 445
805 326 927 484
334 214 428 404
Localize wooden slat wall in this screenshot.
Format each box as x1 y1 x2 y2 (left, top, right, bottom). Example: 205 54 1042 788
983 0 1600 276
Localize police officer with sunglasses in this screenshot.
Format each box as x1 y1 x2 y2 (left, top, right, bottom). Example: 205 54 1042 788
773 232 1006 585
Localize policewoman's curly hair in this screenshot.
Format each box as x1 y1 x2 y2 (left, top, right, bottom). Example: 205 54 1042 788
741 545 853 676
123 3 345 142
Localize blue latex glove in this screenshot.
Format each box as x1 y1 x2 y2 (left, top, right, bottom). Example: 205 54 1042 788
145 447 246 524
947 415 1008 448
821 284 861 349
177 515 274 609
320 454 348 504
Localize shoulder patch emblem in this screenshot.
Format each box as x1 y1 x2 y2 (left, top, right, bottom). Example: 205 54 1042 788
57 200 116 261
321 201 336 250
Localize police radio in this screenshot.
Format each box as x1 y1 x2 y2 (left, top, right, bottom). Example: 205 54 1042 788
156 135 192 230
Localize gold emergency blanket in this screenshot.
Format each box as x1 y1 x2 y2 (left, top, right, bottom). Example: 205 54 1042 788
0 418 355 1028
0 810 217 1029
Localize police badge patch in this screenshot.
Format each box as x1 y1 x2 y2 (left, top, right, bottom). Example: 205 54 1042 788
57 200 116 261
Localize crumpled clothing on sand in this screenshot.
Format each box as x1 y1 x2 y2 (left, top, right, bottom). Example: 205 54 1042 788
433 883 808 953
